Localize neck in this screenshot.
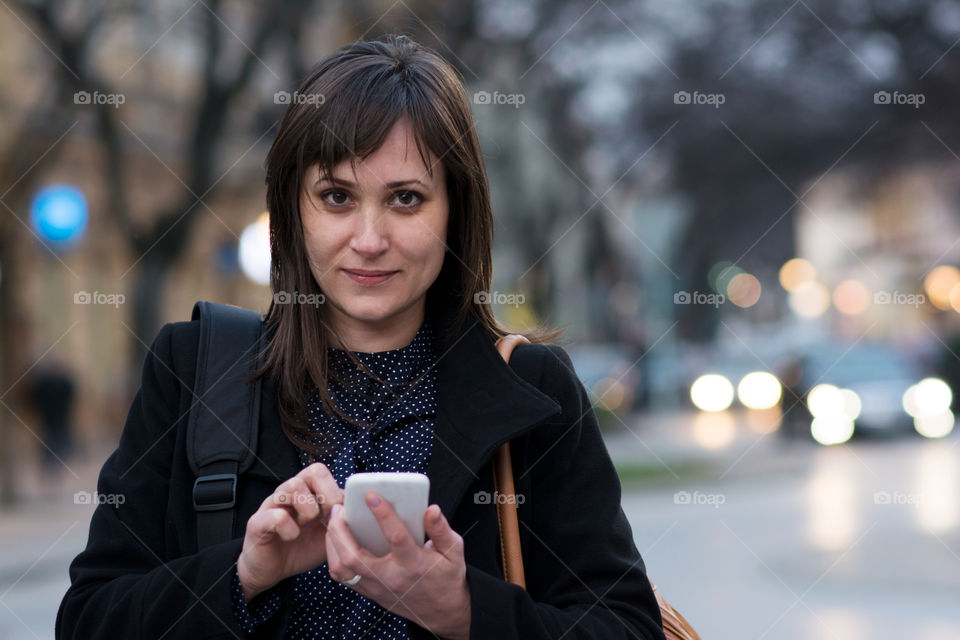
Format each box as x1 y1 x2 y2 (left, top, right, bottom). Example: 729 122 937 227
329 300 426 353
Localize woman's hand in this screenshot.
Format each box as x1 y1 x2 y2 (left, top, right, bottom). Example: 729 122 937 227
325 493 471 640
237 462 343 601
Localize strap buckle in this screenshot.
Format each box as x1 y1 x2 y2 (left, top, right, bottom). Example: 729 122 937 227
192 473 237 511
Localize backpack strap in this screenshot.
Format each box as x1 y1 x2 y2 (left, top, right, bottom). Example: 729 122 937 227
187 301 265 550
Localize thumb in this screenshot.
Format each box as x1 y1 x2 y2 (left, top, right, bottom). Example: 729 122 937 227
424 504 452 539
425 506 463 560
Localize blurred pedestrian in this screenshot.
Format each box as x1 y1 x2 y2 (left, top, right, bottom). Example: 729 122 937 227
28 357 76 474
777 355 811 440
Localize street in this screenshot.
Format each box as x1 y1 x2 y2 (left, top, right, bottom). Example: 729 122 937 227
617 413 960 639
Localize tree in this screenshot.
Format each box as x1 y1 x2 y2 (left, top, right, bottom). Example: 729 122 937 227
627 0 960 339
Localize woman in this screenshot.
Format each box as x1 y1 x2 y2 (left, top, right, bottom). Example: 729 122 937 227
56 34 665 640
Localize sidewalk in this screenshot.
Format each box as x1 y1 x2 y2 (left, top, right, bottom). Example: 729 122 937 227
0 441 115 640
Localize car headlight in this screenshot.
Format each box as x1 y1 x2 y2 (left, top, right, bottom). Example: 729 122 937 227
690 374 734 412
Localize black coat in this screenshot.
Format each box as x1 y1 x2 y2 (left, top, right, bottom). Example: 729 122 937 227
56 298 665 640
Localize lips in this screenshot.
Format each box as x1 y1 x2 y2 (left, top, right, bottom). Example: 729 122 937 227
343 268 399 286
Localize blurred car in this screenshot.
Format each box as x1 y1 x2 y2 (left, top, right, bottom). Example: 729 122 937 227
784 342 952 443
684 340 955 444
685 352 784 413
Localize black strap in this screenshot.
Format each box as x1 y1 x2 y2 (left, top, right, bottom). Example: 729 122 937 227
187 301 265 550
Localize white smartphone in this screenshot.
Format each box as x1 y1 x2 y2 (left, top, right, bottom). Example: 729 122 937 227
342 472 430 557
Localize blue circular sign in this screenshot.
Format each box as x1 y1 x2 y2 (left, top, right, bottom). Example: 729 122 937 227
30 185 88 244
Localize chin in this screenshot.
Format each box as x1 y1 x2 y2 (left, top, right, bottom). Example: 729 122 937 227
336 298 403 324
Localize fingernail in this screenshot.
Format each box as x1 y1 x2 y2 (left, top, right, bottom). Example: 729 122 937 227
366 493 381 507
432 506 442 523
331 504 341 518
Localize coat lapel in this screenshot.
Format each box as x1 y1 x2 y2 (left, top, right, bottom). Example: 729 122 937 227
244 297 562 519
426 311 561 516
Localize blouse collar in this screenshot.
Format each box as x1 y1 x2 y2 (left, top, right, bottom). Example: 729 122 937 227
326 316 436 390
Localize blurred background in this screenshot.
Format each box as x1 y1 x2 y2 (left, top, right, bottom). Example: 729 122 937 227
2 0 959 638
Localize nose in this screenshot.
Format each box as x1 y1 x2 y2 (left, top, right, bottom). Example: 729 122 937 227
348 206 389 256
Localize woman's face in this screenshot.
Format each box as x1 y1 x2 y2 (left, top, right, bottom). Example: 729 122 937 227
299 119 449 344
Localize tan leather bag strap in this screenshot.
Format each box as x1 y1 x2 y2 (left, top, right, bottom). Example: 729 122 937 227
492 334 530 588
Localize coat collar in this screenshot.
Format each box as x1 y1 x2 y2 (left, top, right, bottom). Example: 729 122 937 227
247 294 561 516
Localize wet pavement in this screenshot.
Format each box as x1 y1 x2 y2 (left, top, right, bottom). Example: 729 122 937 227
613 409 960 639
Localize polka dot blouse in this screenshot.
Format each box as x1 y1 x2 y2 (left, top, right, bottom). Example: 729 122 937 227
231 318 438 638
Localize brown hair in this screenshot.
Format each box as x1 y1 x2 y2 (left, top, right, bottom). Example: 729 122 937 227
257 34 563 458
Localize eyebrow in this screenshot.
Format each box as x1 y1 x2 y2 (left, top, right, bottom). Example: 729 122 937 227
317 176 430 189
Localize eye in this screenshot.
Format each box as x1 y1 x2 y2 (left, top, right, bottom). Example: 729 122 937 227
320 189 351 207
391 190 424 209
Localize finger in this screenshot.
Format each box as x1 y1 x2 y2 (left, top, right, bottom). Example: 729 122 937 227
288 489 322 525
424 505 463 559
325 524 343 577
325 504 358 561
326 504 369 582
365 491 419 563
270 478 321 526
269 509 302 542
250 507 300 543
299 463 344 519
257 493 297 524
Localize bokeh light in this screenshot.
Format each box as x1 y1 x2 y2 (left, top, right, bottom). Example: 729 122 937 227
808 384 861 428
691 411 737 449
737 371 782 409
807 384 845 418
924 265 960 310
789 281 830 317
745 407 782 434
239 211 271 285
839 388 862 421
727 273 762 308
709 261 743 295
779 258 816 292
903 378 953 417
832 279 871 316
949 283 960 313
690 374 735 412
30 184 88 244
810 416 855 445
914 410 955 438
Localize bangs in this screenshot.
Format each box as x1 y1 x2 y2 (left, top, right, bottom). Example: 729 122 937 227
297 70 440 186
